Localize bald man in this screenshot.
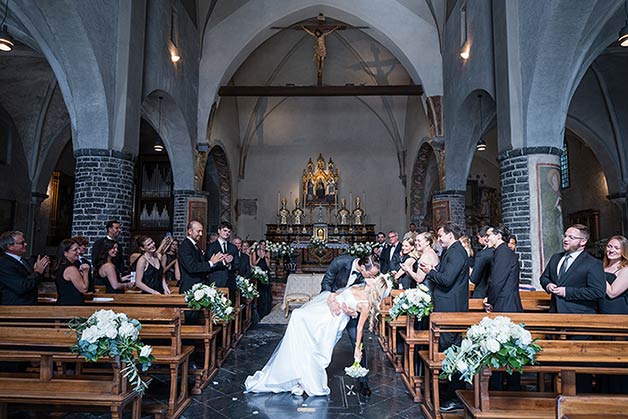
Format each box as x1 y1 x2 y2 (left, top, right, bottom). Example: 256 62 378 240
178 220 223 293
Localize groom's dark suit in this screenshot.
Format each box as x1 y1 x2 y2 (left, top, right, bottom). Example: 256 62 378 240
321 254 368 384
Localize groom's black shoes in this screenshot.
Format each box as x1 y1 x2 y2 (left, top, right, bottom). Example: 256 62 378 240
358 382 372 397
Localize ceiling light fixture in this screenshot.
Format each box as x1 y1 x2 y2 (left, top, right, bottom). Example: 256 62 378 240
0 0 14 52
476 94 487 152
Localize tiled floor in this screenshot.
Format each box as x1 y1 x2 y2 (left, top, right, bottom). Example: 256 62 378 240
9 324 424 419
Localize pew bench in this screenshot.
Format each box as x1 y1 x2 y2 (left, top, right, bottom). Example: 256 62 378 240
556 395 628 419
398 314 429 402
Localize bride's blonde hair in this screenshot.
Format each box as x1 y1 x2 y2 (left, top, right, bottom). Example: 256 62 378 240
367 274 392 332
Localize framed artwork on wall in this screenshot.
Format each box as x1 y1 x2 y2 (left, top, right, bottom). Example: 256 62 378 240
187 199 207 231
432 200 450 229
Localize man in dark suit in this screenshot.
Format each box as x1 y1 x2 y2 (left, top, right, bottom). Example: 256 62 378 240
470 225 494 298
540 223 605 314
207 222 237 292
233 236 251 278
178 220 224 294
321 254 380 397
485 225 522 313
91 220 124 274
380 230 401 274
419 222 469 412
0 231 50 305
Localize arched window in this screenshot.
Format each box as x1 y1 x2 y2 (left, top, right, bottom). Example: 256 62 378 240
560 141 570 189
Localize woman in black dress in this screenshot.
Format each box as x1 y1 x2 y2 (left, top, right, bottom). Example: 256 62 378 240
134 235 171 295
54 239 89 305
393 238 418 290
162 239 180 283
251 240 273 319
95 239 134 294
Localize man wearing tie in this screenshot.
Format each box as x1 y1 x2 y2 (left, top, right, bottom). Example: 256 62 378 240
178 221 223 294
207 222 237 291
233 236 251 278
380 231 401 274
321 254 380 397
0 231 50 305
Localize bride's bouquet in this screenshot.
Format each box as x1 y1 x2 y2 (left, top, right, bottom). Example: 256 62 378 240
236 275 259 300
389 284 433 320
440 316 542 384
251 265 269 284
184 283 235 323
345 344 369 378
69 309 154 394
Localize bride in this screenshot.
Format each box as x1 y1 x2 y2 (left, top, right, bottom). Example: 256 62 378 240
244 272 392 396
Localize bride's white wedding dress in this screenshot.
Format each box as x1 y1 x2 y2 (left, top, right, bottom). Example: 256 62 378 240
245 286 363 396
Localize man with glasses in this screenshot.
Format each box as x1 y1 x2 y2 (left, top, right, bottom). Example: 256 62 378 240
540 224 604 314
0 231 50 305
470 225 493 298
380 231 401 274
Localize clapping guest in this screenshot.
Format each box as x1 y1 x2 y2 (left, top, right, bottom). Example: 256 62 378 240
72 236 93 292
373 232 386 260
403 231 439 290
91 220 124 273
393 238 418 290
233 237 252 278
54 239 89 305
162 238 180 283
95 239 134 294
380 231 401 274
134 235 171 295
251 240 273 318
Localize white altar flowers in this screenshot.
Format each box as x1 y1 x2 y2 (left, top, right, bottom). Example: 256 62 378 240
236 275 259 300
69 309 154 394
184 283 235 323
440 316 542 384
389 284 433 320
251 265 270 284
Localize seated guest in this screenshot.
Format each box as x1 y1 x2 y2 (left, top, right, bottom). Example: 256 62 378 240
0 231 50 305
71 235 93 292
95 239 134 294
600 235 628 314
393 237 418 290
54 239 89 305
134 235 171 295
162 238 180 283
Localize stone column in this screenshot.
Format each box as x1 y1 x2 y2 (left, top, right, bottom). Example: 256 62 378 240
173 190 209 241
431 190 466 231
25 192 48 257
72 149 135 259
608 193 627 236
498 147 563 287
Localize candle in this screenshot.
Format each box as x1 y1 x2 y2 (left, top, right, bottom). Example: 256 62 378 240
277 191 281 214
350 192 353 211
362 192 365 210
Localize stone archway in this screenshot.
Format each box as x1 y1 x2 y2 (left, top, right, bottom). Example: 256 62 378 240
409 142 439 229
204 146 232 229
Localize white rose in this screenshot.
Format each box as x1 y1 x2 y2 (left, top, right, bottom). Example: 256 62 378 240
101 322 118 339
486 338 500 353
226 307 234 314
194 290 205 301
93 309 117 326
118 321 139 340
140 345 153 358
81 325 103 344
519 329 532 345
456 360 468 373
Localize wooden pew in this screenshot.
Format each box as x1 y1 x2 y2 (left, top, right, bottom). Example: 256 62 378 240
0 323 143 419
556 395 628 419
419 312 628 419
398 314 429 402
380 290 406 371
0 305 192 419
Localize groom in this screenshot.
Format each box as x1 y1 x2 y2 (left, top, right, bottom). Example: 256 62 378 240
321 254 380 397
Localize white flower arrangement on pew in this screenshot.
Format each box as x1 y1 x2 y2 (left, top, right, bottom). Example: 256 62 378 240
346 241 375 257
69 309 154 394
440 316 542 384
251 265 270 284
184 283 235 323
236 275 259 300
389 283 433 320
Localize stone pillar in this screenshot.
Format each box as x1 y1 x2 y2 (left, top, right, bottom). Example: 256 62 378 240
25 192 48 257
431 190 466 231
608 193 627 236
173 190 209 241
498 147 563 287
72 149 135 259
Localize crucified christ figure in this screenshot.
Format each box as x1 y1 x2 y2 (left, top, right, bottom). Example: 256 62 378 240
301 25 339 85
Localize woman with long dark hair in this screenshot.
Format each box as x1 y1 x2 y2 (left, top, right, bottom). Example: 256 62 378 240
54 239 89 305
134 235 171 295
251 240 273 318
95 239 133 294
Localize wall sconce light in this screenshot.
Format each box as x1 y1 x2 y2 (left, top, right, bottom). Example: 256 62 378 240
476 94 487 152
619 0 628 47
170 50 181 63
0 0 14 52
460 43 470 60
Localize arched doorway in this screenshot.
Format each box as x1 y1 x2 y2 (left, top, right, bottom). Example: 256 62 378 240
203 146 232 232
409 142 439 229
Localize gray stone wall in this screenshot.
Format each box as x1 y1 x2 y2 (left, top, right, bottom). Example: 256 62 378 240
72 149 135 261
173 190 198 240
432 191 466 231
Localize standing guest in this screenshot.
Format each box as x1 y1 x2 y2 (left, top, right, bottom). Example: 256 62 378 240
251 240 273 319
208 232 219 244
403 222 418 240
380 231 401 274
162 239 180 283
95 240 134 294
403 231 440 290
0 231 50 305
540 224 605 313
393 238 418 290
419 223 469 412
540 224 605 393
485 225 522 312
207 222 237 288
508 235 517 252
134 235 171 295
233 236 252 278
127 235 143 272
72 236 93 292
178 221 223 294
599 235 628 314
54 239 89 305
470 226 494 299
373 232 386 260
92 220 125 274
